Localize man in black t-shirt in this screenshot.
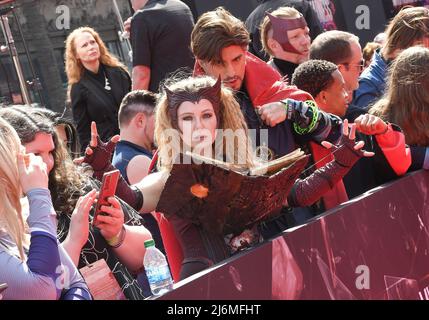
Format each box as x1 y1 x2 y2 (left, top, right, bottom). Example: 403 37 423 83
130 0 195 92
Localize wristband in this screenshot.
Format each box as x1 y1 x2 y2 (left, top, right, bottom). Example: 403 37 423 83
281 99 320 135
375 123 390 136
107 225 126 248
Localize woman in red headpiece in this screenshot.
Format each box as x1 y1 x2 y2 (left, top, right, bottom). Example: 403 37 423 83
82 75 371 280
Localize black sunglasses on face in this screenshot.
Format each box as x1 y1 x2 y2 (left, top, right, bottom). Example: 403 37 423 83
341 59 365 72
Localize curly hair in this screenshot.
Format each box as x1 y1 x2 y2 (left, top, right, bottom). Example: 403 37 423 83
0 106 87 217
291 59 338 98
65 26 128 99
23 107 81 159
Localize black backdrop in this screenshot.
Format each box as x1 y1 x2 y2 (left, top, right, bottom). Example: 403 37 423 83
181 0 260 21
178 0 419 46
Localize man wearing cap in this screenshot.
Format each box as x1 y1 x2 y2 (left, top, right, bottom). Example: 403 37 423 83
260 6 311 80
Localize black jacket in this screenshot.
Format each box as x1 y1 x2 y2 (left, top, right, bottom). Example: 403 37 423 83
71 65 131 152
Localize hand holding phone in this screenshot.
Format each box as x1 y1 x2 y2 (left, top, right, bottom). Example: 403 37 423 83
93 170 120 226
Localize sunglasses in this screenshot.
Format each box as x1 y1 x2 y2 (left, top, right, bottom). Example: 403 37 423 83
341 59 365 72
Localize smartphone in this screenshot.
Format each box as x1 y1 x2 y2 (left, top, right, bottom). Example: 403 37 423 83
0 283 8 295
92 169 120 226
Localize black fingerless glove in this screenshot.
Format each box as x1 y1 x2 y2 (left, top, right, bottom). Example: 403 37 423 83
287 132 364 207
331 133 364 168
83 137 143 211
83 136 117 181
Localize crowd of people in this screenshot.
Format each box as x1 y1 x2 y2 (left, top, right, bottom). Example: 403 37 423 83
1 0 428 300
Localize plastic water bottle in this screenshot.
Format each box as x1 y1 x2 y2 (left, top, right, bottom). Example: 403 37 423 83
143 239 173 296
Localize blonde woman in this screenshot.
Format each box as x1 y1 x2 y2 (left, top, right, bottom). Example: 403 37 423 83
0 106 153 300
0 118 90 300
65 26 131 152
